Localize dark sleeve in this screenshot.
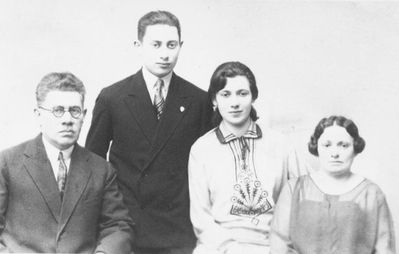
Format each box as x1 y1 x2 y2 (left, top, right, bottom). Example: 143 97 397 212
199 93 213 136
85 90 113 159
0 152 10 252
95 164 134 254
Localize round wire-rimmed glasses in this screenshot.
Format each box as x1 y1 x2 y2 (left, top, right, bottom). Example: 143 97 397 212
38 106 83 119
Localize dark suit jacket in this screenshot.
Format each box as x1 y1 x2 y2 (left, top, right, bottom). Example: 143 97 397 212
0 135 134 253
86 70 212 248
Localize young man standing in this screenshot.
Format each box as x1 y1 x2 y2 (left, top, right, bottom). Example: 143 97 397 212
86 11 212 254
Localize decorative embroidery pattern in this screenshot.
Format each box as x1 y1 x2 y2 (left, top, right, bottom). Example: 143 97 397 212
230 180 272 218
224 128 272 225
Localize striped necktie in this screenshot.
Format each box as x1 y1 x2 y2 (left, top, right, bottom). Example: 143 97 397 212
154 79 165 120
57 151 67 199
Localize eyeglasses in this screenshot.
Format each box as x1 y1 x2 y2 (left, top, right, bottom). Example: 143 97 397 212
39 106 83 119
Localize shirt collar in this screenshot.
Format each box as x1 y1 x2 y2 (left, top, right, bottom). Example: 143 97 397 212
42 135 74 161
216 120 262 144
142 66 172 93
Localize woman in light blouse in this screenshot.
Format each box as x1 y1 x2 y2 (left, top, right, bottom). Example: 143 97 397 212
271 115 396 254
188 61 308 254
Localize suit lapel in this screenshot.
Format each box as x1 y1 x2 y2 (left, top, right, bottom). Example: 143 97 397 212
23 135 61 223
58 145 92 233
123 70 158 142
144 74 193 169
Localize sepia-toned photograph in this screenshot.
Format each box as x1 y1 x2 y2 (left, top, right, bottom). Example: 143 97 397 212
0 0 398 253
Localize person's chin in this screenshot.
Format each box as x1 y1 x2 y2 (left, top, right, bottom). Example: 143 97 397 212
58 137 77 146
156 66 173 76
328 168 350 176
229 120 248 128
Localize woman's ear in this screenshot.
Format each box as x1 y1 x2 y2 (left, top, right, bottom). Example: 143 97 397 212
212 99 217 111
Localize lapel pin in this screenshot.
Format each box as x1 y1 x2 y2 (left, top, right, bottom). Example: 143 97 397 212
180 106 185 112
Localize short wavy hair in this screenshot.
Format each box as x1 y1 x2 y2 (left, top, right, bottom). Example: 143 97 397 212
36 72 85 107
208 61 259 127
308 115 365 156
138 10 181 42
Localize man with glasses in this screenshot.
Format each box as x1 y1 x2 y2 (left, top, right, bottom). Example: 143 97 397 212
0 72 134 253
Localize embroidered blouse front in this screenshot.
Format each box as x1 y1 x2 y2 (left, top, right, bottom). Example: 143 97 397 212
216 123 272 225
188 121 308 254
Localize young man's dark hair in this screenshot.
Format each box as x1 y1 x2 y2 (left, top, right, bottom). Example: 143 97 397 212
137 10 181 42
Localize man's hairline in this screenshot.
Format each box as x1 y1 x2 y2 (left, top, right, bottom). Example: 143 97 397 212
36 90 85 108
138 24 182 42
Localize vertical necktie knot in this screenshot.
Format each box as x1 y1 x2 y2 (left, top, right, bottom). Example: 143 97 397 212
154 79 165 120
57 151 67 199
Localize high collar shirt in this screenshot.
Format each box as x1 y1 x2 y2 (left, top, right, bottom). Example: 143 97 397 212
42 136 74 179
142 67 172 104
188 122 309 254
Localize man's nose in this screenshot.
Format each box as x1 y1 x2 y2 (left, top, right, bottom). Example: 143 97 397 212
159 46 170 60
61 111 74 124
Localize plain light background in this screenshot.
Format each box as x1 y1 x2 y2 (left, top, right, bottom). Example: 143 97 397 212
1 0 398 247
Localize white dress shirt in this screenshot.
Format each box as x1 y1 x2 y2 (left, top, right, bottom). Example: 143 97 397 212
42 136 74 179
142 67 172 103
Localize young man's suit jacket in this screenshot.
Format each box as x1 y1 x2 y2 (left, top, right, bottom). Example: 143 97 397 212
86 70 212 249
0 135 134 253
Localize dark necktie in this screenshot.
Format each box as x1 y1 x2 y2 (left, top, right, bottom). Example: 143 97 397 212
57 151 67 199
154 79 165 120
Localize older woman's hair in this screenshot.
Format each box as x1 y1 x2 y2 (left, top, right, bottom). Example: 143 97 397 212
308 115 366 156
208 61 259 126
36 72 86 106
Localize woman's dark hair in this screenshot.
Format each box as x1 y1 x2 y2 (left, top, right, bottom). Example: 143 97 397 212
308 115 366 156
208 61 259 126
